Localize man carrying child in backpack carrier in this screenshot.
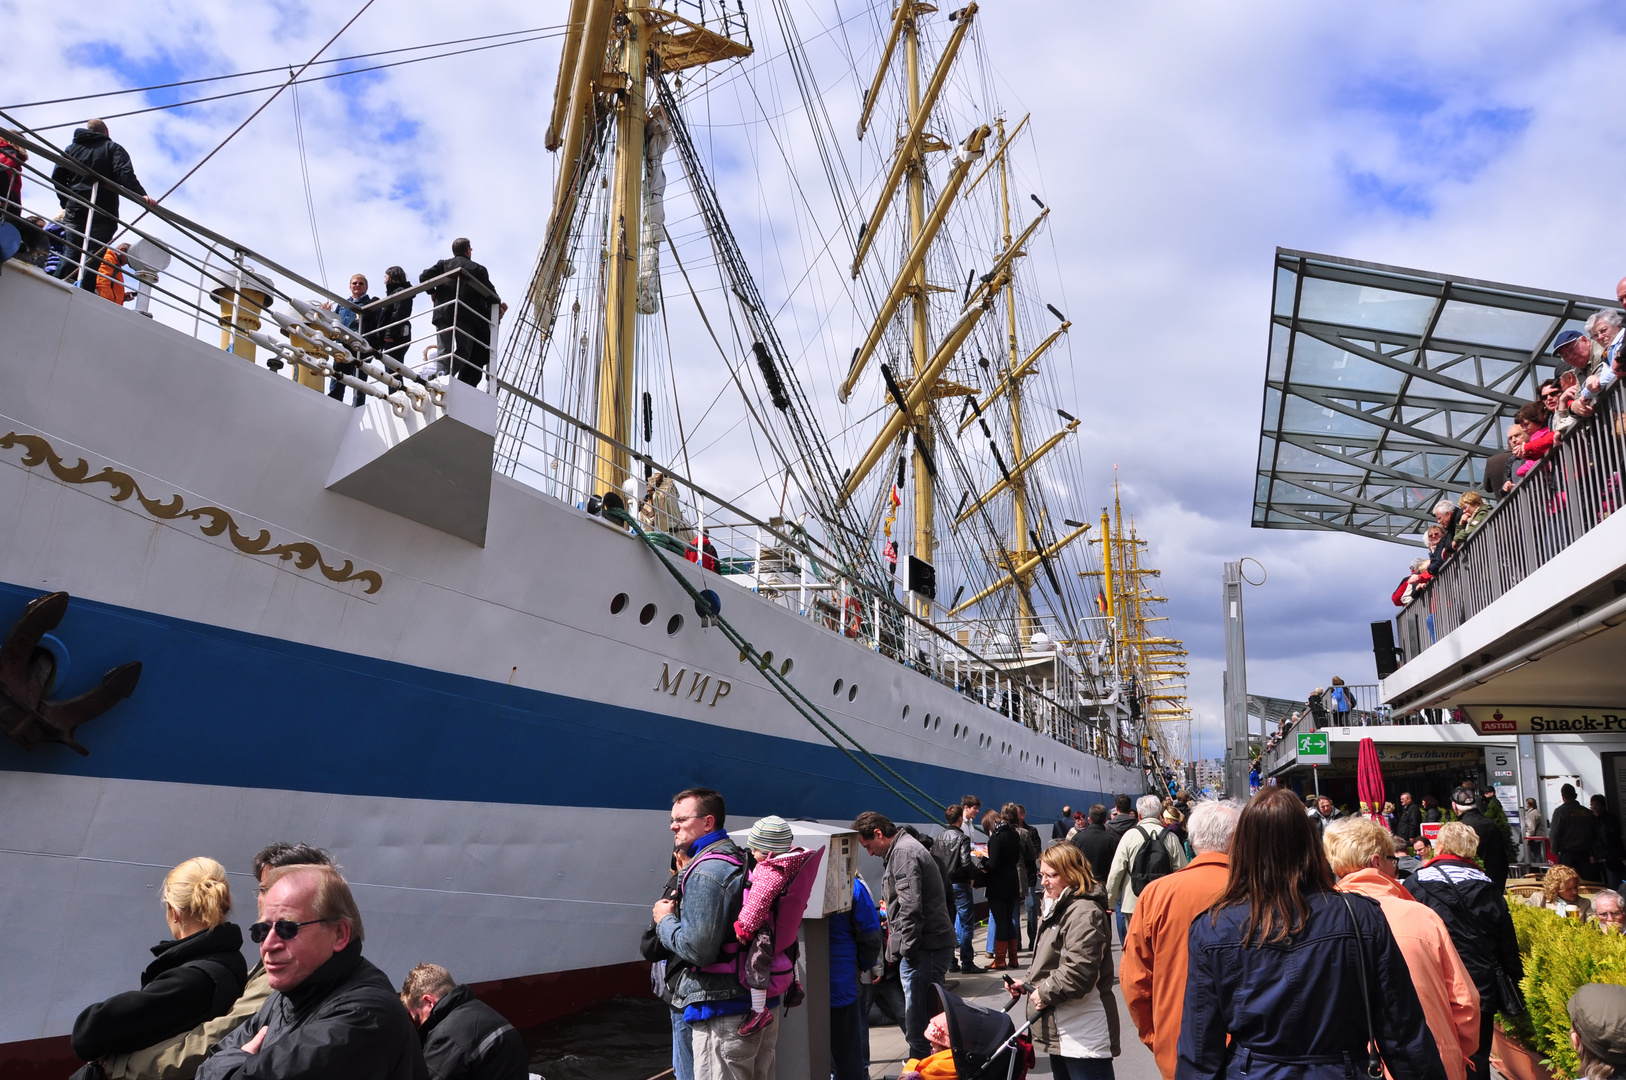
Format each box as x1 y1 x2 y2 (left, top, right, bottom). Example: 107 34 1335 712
1104 794 1188 944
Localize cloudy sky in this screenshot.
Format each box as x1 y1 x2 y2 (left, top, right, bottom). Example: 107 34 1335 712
5 0 1622 757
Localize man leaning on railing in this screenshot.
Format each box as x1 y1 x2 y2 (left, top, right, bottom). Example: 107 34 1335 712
420 238 506 388
49 119 156 292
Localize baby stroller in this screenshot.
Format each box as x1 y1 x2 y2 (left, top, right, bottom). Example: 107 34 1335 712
933 984 1037 1080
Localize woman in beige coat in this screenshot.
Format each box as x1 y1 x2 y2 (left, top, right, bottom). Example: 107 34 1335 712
1004 842 1119 1080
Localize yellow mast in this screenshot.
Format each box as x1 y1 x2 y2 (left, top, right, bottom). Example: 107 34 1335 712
996 115 1034 644
594 0 649 499
904 4 934 619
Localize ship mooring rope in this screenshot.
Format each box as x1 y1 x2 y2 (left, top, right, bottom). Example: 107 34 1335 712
607 507 948 825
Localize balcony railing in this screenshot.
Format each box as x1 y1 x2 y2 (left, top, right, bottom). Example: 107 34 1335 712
1396 378 1626 665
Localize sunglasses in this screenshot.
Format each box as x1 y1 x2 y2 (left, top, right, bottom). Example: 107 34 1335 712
250 917 335 943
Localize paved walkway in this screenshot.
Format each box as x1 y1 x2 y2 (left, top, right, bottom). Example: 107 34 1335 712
866 941 1160 1080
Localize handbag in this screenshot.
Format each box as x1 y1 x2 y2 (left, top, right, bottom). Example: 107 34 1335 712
1440 874 1526 1017
1339 893 1386 1080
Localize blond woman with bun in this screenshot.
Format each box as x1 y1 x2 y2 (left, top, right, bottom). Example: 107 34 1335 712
70 857 249 1071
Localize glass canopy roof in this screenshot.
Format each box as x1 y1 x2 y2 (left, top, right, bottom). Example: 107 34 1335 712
1255 249 1613 541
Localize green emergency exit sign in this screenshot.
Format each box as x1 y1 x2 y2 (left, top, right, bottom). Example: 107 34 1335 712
1297 731 1331 765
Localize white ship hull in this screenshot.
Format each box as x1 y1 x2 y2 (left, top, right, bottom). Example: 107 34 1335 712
0 265 1138 1055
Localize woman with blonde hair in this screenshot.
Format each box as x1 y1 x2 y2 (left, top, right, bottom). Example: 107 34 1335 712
1004 842 1118 1080
1325 817 1480 1080
1527 863 1592 920
1406 822 1523 1080
70 857 249 1072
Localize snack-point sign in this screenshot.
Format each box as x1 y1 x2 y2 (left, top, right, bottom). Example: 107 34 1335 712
1297 731 1331 765
1464 706 1626 736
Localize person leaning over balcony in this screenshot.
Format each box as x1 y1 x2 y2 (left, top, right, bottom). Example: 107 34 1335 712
1513 403 1556 481
1430 501 1460 547
1451 492 1489 546
419 238 506 388
1325 818 1480 1080
1584 310 1624 399
50 118 158 291
375 266 415 376
1327 678 1356 725
1423 527 1449 576
1553 327 1601 384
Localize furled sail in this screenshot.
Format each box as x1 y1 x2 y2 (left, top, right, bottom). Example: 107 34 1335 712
638 105 672 315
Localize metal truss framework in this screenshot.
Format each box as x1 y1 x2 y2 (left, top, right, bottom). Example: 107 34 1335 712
1255 249 1612 542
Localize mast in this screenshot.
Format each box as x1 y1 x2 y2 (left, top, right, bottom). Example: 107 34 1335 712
996 116 1034 643
904 5 934 619
596 0 649 499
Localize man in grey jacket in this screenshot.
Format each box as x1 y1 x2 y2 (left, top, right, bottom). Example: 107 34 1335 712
197 865 424 1079
854 810 955 1060
655 788 773 1080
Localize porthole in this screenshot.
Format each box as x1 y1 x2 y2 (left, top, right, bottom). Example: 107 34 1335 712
901 705 911 720
639 603 657 625
961 726 968 740
667 614 683 635
847 684 858 702
923 714 931 730
780 658 794 676
933 716 942 731
761 651 774 668
610 592 629 615
833 678 845 696
953 723 961 738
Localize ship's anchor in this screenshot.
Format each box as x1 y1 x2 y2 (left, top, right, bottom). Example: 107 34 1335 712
0 592 141 755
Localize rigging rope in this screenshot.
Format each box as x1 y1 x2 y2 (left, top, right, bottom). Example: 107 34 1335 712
288 73 328 290
607 506 947 824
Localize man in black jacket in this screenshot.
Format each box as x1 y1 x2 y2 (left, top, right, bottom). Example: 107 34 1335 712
1105 794 1137 839
198 865 425 1079
1452 789 1509 887
401 964 527 1080
1070 804 1118 886
1393 791 1423 842
933 805 977 973
51 119 155 290
1549 784 1598 877
420 238 505 387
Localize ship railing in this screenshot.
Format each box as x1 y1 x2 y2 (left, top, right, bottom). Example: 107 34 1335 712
494 373 1126 764
1393 376 1626 666
0 124 501 414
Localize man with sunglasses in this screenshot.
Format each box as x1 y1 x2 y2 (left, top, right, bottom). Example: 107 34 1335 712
100 843 332 1079
198 864 425 1079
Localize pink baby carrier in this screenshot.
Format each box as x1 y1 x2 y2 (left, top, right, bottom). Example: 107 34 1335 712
688 844 825 1000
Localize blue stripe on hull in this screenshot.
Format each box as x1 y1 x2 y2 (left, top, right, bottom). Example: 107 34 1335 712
0 584 1118 820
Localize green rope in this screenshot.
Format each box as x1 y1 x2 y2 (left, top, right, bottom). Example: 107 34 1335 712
609 508 948 823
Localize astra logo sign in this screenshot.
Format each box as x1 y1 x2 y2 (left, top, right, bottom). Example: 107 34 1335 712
1465 706 1626 736
654 663 733 707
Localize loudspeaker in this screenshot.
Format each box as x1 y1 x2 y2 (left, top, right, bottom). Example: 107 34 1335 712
907 556 936 600
1371 620 1401 678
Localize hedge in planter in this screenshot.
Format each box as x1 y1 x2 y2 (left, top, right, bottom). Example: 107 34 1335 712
1508 904 1626 1078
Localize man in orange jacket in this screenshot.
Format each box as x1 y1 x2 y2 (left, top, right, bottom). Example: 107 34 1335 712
1327 817 1480 1080
1121 799 1239 1079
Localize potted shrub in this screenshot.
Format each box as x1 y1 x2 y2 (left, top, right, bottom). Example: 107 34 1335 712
1494 905 1626 1080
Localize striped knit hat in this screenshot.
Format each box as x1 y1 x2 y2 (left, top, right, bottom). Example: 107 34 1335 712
746 815 794 854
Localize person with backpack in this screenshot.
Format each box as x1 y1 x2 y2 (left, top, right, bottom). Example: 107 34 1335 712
829 872 882 1080
1104 795 1188 944
655 788 778 1080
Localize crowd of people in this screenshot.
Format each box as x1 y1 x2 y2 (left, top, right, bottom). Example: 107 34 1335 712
1392 293 1626 609
0 122 506 396
65 779 1626 1080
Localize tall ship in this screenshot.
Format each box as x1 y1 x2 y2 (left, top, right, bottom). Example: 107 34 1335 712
0 0 1180 1064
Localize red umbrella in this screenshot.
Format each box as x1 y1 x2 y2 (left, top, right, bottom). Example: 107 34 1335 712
1357 737 1387 825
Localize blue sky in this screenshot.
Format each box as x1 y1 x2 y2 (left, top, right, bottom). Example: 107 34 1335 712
4 0 1624 756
